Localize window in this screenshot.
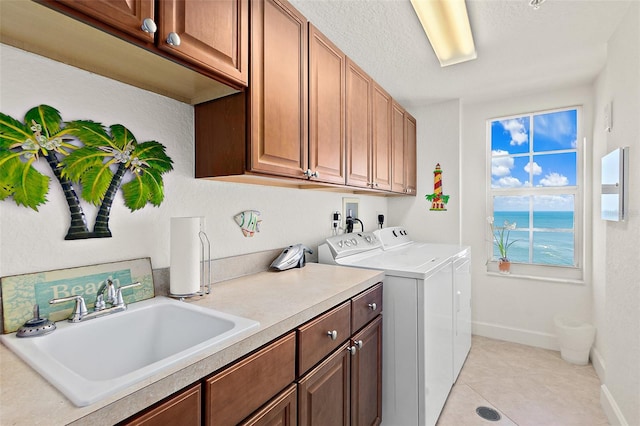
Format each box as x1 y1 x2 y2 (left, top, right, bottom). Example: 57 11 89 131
487 107 583 280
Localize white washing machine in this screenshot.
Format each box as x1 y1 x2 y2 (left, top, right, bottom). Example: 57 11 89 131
318 227 471 426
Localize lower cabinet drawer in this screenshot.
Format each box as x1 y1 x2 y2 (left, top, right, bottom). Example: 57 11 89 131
205 331 296 426
119 383 201 426
297 301 351 375
351 283 382 332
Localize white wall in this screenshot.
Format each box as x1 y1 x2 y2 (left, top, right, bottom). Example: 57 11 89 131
460 86 595 350
595 3 640 425
0 45 388 278
388 100 461 243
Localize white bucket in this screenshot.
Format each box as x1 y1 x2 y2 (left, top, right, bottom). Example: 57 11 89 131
554 315 596 365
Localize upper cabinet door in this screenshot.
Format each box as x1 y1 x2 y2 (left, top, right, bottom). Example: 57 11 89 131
371 82 392 191
405 113 417 195
346 59 372 189
308 24 346 185
158 0 248 85
391 101 406 193
249 0 308 178
56 0 155 43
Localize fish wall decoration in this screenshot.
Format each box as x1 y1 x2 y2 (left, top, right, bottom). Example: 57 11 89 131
234 210 262 237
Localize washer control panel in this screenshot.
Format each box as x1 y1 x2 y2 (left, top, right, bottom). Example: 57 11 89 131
324 232 381 259
373 226 412 249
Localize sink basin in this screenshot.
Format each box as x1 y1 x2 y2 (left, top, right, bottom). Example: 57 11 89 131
1 297 259 407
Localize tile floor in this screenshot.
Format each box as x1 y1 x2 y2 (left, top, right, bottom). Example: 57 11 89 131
437 335 609 426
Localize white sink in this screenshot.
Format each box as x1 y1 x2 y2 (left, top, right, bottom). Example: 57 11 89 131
1 297 259 407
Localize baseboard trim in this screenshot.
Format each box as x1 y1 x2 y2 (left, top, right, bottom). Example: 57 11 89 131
601 384 629 426
590 346 606 382
472 321 559 351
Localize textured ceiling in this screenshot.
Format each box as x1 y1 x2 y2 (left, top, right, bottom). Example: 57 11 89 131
289 0 632 107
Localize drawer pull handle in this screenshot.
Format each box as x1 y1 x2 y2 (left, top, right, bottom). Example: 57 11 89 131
327 330 338 340
347 345 357 355
368 303 377 311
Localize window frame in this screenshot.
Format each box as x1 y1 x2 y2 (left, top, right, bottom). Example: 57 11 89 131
486 106 584 281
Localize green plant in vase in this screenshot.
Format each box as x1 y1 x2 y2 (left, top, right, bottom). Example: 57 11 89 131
487 216 518 273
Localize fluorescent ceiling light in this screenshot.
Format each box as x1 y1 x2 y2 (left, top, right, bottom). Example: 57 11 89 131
410 0 477 67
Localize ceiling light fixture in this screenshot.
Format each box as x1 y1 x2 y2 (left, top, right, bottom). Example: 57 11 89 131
410 0 477 67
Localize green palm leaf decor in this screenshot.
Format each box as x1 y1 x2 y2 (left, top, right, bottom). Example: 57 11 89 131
1 105 173 239
0 105 91 239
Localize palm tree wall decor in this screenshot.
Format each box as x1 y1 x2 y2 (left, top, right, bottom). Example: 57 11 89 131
0 105 173 239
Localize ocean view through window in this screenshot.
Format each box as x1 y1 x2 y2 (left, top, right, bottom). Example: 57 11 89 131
487 107 582 276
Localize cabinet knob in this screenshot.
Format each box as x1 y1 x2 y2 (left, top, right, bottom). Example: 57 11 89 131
327 330 338 340
347 345 357 355
368 302 377 311
355 340 363 349
166 32 181 47
141 18 157 34
303 169 319 179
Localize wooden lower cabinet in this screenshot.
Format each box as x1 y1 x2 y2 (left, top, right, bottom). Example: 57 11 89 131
298 342 351 426
119 383 201 426
121 284 383 426
351 316 383 426
240 383 298 426
297 283 383 426
205 332 296 426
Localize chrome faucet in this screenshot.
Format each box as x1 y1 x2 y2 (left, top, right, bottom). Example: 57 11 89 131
95 278 117 311
50 281 142 323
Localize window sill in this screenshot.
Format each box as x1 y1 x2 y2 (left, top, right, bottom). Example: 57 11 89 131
486 271 585 285
486 260 583 283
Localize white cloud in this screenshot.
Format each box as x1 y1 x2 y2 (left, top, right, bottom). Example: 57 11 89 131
500 119 528 146
491 150 514 177
524 161 542 175
496 176 523 188
539 172 568 186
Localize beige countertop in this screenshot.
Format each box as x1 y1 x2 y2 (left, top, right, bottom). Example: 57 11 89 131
0 263 383 425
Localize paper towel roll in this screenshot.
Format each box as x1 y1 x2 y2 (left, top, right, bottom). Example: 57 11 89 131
170 217 202 296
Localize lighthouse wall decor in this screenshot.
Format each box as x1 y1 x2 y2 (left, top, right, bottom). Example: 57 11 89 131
426 163 450 211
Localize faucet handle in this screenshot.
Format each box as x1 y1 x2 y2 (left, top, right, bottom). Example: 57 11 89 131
50 295 88 322
95 294 106 311
105 279 117 304
114 282 142 308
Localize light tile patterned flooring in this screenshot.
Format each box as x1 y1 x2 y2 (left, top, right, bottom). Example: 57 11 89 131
437 335 609 426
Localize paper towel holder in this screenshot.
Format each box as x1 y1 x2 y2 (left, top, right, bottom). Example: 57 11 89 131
169 230 211 300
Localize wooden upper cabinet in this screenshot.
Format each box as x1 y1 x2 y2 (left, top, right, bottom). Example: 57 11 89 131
158 0 248 85
346 59 372 189
391 101 406 193
371 83 392 191
405 112 417 195
54 0 155 43
308 24 346 185
249 0 308 178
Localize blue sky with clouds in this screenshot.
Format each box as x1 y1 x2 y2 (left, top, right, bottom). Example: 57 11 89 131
490 109 577 212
